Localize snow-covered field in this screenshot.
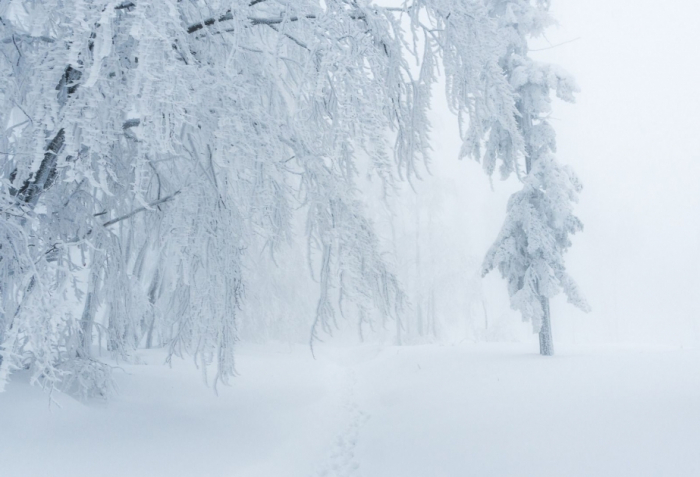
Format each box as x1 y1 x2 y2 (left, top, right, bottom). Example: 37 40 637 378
2 343 699 477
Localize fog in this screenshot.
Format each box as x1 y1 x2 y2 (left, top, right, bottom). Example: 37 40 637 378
532 0 700 345
375 0 700 347
239 0 700 348
3 3 699 474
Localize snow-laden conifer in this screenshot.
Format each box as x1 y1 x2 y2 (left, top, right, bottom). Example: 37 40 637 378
481 0 590 355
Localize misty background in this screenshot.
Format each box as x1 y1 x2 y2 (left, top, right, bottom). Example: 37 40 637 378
528 0 700 345
238 0 700 347
431 0 700 346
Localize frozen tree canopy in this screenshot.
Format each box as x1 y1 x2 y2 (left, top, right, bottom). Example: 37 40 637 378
0 0 585 394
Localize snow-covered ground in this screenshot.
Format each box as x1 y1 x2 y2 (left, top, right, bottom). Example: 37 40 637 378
2 343 699 477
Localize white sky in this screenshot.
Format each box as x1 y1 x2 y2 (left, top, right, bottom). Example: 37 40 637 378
396 0 700 346
527 0 700 344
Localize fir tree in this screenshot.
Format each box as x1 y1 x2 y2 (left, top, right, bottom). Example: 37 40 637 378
481 0 590 355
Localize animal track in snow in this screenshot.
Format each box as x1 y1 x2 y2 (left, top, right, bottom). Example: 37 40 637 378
315 369 370 477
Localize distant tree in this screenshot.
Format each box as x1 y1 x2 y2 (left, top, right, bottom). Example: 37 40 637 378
481 0 590 355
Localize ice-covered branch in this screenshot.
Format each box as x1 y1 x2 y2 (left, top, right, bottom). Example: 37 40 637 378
102 191 181 228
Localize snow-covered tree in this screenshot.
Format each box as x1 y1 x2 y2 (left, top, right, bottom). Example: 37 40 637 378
0 0 585 394
481 0 590 355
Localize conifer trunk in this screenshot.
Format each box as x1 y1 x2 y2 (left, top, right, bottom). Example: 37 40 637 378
523 111 556 357
539 296 554 356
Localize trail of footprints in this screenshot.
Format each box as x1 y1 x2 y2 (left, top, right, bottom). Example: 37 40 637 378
315 369 370 477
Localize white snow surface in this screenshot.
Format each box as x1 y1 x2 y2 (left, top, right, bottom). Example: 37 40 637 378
1 343 699 477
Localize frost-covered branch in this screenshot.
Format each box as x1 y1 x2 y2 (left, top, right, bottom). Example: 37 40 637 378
102 191 180 228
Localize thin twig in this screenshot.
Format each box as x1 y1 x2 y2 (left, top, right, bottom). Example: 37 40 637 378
11 34 21 66
102 191 180 228
530 37 581 52
265 24 309 50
